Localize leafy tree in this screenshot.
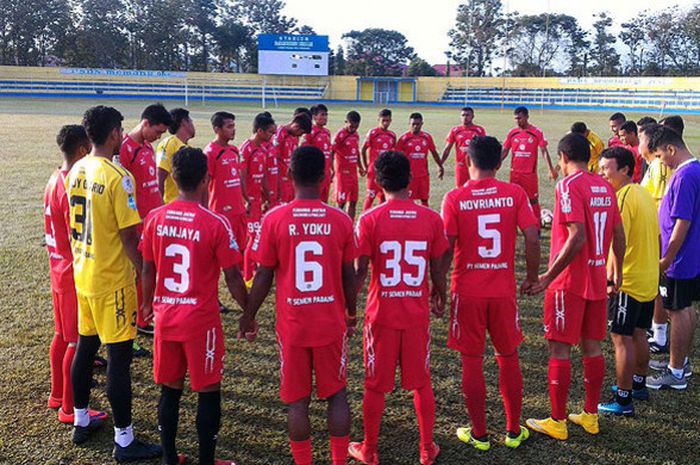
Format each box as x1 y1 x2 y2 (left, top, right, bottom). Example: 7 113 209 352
333 45 346 75
406 57 437 76
620 15 647 75
213 21 253 72
342 28 414 76
588 12 619 76
448 0 503 76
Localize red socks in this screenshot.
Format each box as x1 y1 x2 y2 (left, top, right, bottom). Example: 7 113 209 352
243 243 256 282
583 355 605 414
496 353 523 434
548 358 571 420
362 388 385 451
461 355 487 438
413 384 435 449
61 344 76 414
330 435 349 465
49 333 68 403
290 438 312 465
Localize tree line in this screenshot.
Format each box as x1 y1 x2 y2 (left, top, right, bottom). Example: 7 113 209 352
1 0 699 76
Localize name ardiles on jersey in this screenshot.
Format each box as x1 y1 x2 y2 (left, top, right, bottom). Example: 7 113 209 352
590 197 612 207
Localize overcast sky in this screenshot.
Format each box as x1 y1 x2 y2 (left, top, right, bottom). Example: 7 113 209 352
283 0 698 64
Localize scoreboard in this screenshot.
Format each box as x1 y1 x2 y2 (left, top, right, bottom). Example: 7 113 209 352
258 34 329 76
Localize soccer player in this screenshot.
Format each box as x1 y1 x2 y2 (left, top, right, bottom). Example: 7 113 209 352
360 108 396 210
659 115 684 136
618 121 643 183
239 113 275 284
570 122 604 174
441 106 487 187
442 136 540 451
141 147 247 465
350 151 448 465
157 108 195 204
258 111 280 207
45 125 107 425
525 133 625 441
608 112 626 147
645 125 700 390
66 106 161 460
120 103 173 338
204 111 247 251
239 145 357 465
598 147 659 415
501 106 557 222
302 104 334 203
333 110 362 219
273 112 313 203
396 113 443 206
637 116 657 128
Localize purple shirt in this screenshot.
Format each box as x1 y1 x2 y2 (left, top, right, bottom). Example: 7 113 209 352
659 158 700 279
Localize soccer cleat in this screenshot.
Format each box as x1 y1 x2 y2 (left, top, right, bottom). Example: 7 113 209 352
420 442 440 465
649 359 692 378
137 323 154 336
611 385 650 401
648 340 669 354
48 396 62 410
504 426 530 449
113 438 163 462
176 454 187 465
568 411 599 435
598 400 634 417
72 416 105 445
456 427 491 451
218 299 231 314
93 355 108 369
646 368 688 390
348 441 379 465
525 417 568 441
132 340 151 358
58 407 108 425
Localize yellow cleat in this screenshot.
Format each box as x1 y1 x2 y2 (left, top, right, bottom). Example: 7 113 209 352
456 427 491 451
568 411 599 435
245 278 254 290
525 417 568 440
504 425 530 449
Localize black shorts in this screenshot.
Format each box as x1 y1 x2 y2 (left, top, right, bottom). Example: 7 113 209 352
607 292 654 336
659 274 700 311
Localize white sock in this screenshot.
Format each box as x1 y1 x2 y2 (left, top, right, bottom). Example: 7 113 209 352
652 323 668 345
684 357 689 366
74 408 89 427
670 366 684 379
114 424 134 448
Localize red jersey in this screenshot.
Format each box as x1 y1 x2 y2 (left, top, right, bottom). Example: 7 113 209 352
362 128 397 174
119 135 162 218
608 135 624 148
549 170 622 301
44 168 75 292
239 140 267 200
302 125 333 179
446 124 487 166
441 177 538 297
274 126 300 177
141 201 242 341
396 131 437 178
503 125 547 173
204 142 245 216
625 144 643 183
262 141 279 200
357 199 449 329
333 128 360 175
252 200 356 347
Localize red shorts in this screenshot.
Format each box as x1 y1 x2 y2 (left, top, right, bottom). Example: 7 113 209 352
447 294 522 356
544 289 607 345
280 177 294 203
510 171 539 202
335 173 358 204
321 178 331 204
154 325 224 392
365 175 384 203
455 162 469 187
221 211 247 252
277 335 348 404
409 176 430 201
52 289 78 343
363 323 431 393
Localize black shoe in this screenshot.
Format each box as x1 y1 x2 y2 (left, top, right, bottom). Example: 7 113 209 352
93 355 108 369
113 438 163 462
72 417 104 445
137 323 155 336
132 340 151 358
219 300 231 314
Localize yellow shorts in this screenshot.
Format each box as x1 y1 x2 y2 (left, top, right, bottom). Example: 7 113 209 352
77 285 137 344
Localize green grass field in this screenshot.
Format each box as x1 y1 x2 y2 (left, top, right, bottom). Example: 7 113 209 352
1 97 699 465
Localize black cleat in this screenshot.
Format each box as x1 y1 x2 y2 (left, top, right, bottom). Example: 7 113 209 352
72 417 105 445
113 438 163 463
137 323 155 336
94 355 108 369
219 300 231 314
132 340 151 358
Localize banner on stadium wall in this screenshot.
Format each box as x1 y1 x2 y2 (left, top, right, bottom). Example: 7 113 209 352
559 77 673 87
60 68 186 78
258 34 329 76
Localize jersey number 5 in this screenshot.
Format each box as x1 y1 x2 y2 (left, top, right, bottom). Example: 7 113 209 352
477 214 502 258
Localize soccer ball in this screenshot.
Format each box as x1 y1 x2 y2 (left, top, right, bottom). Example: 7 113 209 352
540 208 554 228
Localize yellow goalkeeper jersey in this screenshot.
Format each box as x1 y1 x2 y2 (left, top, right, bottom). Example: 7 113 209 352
156 134 187 204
